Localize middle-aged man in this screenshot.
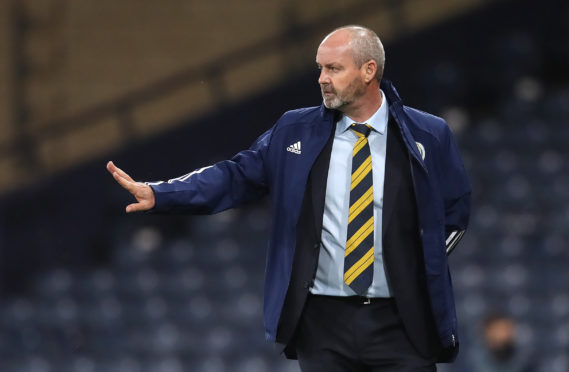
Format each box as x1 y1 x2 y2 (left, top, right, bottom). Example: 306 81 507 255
108 25 471 371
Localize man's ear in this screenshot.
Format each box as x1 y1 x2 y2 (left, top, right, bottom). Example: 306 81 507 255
363 60 377 83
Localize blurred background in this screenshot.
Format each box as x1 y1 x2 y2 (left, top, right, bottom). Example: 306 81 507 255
0 0 568 371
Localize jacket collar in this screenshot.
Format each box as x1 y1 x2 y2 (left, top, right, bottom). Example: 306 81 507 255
381 79 427 172
319 103 341 123
380 79 403 108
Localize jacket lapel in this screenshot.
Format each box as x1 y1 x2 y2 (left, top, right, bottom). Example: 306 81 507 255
310 121 337 241
382 117 405 238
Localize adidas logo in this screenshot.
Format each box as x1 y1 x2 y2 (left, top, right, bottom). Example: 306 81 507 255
286 141 302 155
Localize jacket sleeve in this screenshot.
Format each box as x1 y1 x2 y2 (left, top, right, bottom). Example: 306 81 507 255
439 125 471 255
146 128 273 215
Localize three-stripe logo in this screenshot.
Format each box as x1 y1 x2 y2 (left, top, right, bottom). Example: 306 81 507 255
286 141 302 154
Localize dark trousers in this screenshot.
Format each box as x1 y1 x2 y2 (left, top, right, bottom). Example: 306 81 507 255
295 295 437 372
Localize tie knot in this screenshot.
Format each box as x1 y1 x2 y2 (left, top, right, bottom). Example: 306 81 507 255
351 123 371 138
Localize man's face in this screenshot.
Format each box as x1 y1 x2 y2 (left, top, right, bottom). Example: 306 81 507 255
484 318 516 361
316 34 366 111
484 318 515 349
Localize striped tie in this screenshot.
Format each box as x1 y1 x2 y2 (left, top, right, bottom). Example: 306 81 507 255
344 123 374 295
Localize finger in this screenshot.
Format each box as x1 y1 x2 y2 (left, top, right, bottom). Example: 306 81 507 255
125 203 137 213
107 161 135 183
113 172 136 192
106 161 118 175
126 202 151 213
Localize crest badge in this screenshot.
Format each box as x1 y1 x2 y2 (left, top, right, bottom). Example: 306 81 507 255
416 142 426 161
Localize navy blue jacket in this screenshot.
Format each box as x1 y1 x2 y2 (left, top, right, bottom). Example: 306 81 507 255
148 80 471 359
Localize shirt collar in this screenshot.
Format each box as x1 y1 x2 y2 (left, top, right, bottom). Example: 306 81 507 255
338 89 389 135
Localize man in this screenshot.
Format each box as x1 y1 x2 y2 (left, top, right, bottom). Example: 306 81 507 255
108 25 470 371
467 312 535 372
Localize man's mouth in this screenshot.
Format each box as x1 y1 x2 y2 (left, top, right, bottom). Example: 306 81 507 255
321 85 335 96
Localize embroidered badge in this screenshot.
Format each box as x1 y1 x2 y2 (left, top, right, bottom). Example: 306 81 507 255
416 142 426 161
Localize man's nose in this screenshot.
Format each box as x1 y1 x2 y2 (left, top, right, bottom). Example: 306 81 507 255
318 70 329 85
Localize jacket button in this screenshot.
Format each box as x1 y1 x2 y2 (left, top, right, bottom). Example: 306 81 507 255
420 229 424 236
303 281 311 289
313 243 320 250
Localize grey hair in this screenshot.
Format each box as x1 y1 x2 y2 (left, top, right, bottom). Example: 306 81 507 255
333 25 385 82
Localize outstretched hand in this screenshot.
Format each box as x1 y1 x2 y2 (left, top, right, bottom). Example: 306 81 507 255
107 161 155 213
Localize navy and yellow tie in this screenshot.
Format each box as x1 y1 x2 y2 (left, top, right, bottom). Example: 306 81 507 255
344 123 374 295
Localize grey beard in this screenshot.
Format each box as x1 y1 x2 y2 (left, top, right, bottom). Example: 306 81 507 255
322 95 345 109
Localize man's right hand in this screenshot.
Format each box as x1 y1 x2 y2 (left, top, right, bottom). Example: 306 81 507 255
107 161 156 213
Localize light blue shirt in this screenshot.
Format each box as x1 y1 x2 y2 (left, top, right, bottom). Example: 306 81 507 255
311 90 391 297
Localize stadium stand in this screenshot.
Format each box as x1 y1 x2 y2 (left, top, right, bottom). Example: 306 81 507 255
1 0 568 371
